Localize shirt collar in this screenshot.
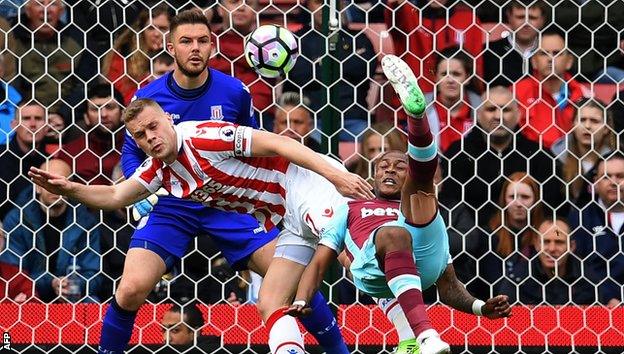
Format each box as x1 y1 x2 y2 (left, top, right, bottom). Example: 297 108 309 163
163 124 184 167
552 82 570 110
507 34 538 58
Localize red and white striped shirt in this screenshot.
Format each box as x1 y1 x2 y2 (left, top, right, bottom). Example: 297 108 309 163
131 121 291 230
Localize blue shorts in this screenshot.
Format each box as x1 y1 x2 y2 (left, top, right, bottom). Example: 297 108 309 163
130 197 279 270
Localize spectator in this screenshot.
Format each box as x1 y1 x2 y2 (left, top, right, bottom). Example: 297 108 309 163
98 164 133 302
43 103 68 156
0 17 15 81
103 4 171 105
0 159 101 303
551 98 615 202
344 0 387 23
385 0 483 94
151 52 175 80
6 0 84 106
482 0 547 87
0 220 36 303
443 86 564 225
496 217 595 305
515 27 589 149
210 0 273 115
482 172 545 292
610 90 624 147
489 172 545 259
272 92 321 152
424 47 481 152
551 0 624 83
569 152 624 307
0 53 22 145
435 162 488 300
0 101 49 219
283 0 376 140
346 122 407 180
161 303 219 351
0 1 24 25
55 82 124 186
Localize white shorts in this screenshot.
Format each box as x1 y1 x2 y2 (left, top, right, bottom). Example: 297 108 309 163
277 155 348 251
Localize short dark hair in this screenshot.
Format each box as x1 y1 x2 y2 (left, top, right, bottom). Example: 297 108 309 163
435 46 479 93
506 0 548 19
87 82 124 106
170 9 210 37
538 216 570 230
540 25 566 43
168 303 205 330
436 46 474 76
591 151 624 180
574 97 606 112
154 52 174 66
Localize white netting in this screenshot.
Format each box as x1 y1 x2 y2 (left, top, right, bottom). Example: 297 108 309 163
0 0 623 353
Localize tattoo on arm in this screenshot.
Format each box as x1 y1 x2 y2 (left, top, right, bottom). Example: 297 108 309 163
437 265 476 314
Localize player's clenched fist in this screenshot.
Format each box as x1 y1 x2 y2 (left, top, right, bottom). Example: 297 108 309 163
481 295 512 319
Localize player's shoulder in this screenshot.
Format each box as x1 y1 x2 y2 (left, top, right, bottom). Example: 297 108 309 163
176 120 204 131
209 68 249 94
133 73 169 99
177 120 234 135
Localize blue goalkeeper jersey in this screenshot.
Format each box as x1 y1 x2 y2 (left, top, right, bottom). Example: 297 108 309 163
121 68 257 179
120 69 279 268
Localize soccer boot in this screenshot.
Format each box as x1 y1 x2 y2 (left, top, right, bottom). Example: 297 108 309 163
393 338 420 354
381 54 427 118
420 335 451 354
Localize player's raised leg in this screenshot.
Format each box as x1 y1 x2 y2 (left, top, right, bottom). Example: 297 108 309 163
98 248 167 354
382 55 450 354
382 55 438 223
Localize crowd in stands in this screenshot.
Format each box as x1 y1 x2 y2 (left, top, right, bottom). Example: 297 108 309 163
0 0 623 315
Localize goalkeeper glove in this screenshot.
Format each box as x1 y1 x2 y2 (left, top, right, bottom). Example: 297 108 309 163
131 188 168 221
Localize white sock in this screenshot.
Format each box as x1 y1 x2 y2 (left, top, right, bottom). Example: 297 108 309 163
268 314 305 354
377 297 415 342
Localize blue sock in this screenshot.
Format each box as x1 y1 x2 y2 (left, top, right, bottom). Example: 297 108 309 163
299 291 349 354
98 298 138 354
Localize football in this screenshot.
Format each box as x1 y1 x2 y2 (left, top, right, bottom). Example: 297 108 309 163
244 25 299 78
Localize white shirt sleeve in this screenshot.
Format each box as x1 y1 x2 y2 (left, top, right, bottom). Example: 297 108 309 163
318 203 350 253
129 157 163 194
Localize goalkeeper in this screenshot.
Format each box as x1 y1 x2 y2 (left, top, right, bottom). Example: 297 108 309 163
287 55 512 354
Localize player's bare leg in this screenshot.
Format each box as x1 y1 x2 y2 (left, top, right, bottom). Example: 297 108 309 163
256 256 307 353
99 248 167 354
247 237 278 276
249 238 349 354
382 54 451 354
116 248 167 310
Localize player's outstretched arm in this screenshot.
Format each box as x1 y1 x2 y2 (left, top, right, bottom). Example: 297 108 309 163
29 167 151 210
436 264 512 319
286 245 338 318
250 129 374 200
